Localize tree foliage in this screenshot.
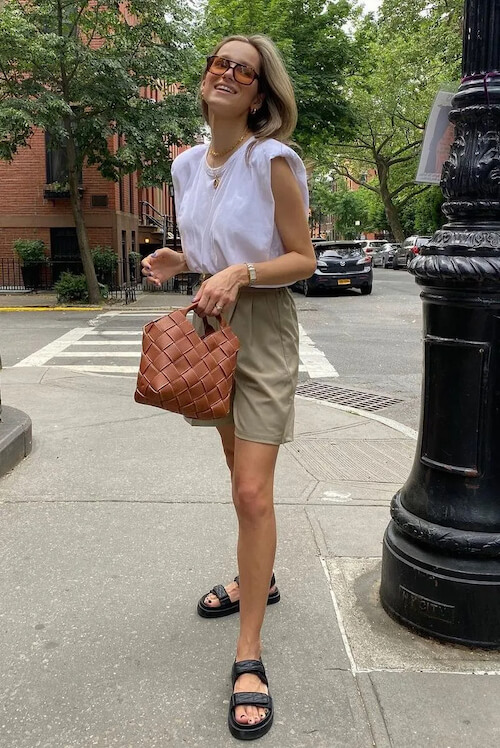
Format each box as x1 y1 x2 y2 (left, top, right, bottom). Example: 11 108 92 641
196 0 354 151
328 0 463 242
0 0 199 182
0 0 200 301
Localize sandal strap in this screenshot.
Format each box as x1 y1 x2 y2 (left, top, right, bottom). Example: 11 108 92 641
230 692 272 710
233 573 276 588
210 585 230 606
232 659 268 686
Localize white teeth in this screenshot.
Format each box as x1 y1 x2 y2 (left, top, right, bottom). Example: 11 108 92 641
216 86 234 93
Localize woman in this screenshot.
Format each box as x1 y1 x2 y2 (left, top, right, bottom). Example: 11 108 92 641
142 34 315 741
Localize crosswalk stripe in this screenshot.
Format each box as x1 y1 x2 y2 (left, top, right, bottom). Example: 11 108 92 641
298 324 339 378
14 328 89 367
84 331 142 336
53 351 141 358
71 341 142 346
14 319 339 378
56 365 140 373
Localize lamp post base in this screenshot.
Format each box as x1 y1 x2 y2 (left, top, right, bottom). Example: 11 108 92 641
381 522 500 649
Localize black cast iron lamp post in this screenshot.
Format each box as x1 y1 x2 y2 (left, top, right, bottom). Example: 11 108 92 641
380 0 500 647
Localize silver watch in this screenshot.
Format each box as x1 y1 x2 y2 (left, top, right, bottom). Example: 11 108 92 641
246 263 257 285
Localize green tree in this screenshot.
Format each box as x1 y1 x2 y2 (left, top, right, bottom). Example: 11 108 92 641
197 0 354 151
328 0 463 243
0 1 199 303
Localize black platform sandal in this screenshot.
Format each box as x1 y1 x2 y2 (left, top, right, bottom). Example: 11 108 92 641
197 573 280 618
228 659 274 741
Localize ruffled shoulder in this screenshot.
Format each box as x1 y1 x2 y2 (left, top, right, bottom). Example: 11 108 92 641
249 138 309 210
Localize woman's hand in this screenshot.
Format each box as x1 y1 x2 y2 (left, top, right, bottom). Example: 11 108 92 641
193 265 248 317
141 248 188 288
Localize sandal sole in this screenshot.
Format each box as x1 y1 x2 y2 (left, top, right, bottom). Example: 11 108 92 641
197 590 280 619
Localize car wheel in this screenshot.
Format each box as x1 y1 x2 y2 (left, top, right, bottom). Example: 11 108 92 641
360 284 372 295
304 279 313 296
392 261 399 270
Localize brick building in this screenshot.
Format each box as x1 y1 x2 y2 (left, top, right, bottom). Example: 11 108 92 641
0 111 187 287
0 3 192 288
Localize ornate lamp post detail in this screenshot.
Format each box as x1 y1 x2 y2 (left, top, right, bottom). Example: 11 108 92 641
380 0 500 647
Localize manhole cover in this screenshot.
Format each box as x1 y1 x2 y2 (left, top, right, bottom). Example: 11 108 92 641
296 381 403 412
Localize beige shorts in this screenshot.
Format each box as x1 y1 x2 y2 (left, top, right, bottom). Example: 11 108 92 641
185 286 299 445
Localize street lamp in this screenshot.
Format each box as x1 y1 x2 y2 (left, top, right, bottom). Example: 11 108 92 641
380 0 500 647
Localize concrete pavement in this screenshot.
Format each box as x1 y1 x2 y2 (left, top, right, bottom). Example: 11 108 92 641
1 293 500 746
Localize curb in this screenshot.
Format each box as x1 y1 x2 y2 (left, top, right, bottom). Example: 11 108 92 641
0 405 32 477
0 306 104 312
295 395 418 440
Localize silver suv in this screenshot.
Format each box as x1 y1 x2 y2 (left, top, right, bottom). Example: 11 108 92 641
393 236 431 269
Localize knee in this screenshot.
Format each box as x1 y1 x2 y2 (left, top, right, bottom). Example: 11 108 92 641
233 479 272 523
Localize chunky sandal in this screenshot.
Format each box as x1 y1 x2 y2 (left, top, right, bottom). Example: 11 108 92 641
197 573 280 618
228 659 273 741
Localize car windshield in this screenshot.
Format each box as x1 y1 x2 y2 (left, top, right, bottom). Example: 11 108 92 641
316 244 362 258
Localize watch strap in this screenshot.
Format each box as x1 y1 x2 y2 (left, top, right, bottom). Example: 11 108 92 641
246 263 257 285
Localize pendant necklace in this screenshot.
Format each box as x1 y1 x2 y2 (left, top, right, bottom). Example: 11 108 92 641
205 162 226 190
207 130 248 189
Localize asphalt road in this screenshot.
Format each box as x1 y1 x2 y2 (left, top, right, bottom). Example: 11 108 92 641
292 267 423 429
1 267 423 430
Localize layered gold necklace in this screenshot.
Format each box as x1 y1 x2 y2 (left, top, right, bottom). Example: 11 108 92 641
207 131 248 189
209 130 248 159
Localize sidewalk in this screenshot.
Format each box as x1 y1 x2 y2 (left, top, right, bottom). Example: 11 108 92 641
0 288 192 311
1 353 500 744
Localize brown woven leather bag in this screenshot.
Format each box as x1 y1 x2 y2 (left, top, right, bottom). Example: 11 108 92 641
134 303 240 419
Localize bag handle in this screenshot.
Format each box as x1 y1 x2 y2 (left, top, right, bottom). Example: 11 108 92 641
181 302 229 332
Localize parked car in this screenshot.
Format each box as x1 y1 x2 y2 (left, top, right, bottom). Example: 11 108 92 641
359 239 389 257
393 236 431 269
294 241 373 295
372 243 400 268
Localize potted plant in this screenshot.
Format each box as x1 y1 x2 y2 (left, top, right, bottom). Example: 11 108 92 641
13 238 49 290
44 181 71 198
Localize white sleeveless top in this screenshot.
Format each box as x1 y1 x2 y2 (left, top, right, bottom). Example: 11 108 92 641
171 137 309 288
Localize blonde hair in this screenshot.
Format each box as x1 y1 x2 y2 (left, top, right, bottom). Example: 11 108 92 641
200 34 298 146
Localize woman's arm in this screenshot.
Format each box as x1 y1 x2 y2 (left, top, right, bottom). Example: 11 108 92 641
194 157 316 316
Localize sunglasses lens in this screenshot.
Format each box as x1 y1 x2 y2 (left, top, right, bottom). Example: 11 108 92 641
209 56 229 75
235 65 255 84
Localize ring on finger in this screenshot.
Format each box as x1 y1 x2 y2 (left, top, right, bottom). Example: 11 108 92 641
215 303 224 312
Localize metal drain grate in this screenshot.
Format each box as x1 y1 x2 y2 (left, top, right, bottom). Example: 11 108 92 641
296 381 403 412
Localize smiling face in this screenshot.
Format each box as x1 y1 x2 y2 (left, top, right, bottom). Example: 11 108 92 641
201 40 265 121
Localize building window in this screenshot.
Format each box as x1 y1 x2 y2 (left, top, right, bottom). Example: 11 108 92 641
45 132 82 185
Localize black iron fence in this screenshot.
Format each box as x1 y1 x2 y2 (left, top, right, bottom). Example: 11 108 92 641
0 257 198 299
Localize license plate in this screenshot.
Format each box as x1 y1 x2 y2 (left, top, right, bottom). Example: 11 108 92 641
338 279 351 285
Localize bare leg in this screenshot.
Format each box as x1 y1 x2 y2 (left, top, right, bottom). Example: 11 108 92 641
202 424 277 610
232 437 279 726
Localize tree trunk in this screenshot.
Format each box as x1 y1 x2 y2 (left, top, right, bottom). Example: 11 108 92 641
377 160 406 244
65 128 101 305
